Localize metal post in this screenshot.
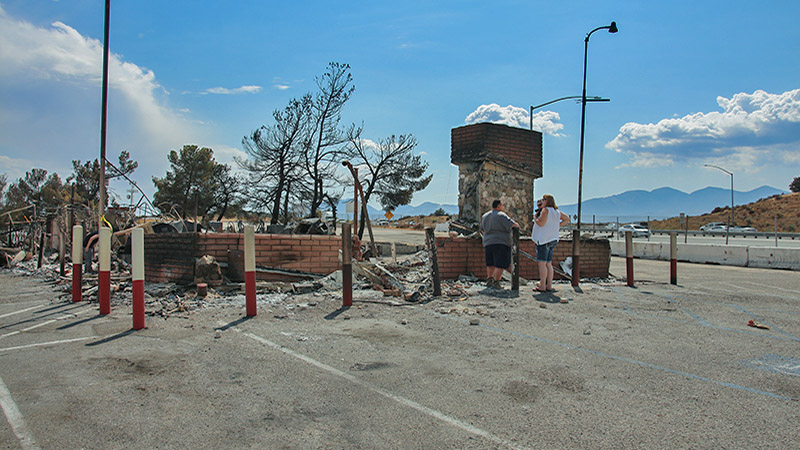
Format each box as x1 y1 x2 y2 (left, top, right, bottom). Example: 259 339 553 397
342 223 353 306
574 34 590 284
353 168 359 232
730 172 734 229
59 231 65 277
37 222 45 269
512 228 520 291
571 230 580 287
670 233 677 285
574 23 615 284
774 216 778 247
98 0 111 224
685 214 689 244
625 231 634 287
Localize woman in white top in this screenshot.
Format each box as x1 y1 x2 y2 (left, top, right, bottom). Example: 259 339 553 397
531 194 570 292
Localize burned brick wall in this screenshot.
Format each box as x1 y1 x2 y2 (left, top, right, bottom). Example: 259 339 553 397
144 233 341 284
451 123 543 233
144 233 199 284
434 236 610 280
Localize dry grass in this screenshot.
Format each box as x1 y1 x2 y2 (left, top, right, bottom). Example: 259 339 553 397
650 192 800 232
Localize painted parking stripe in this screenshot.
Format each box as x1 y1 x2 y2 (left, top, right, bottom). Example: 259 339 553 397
228 325 530 450
0 336 95 353
0 374 42 450
736 281 800 298
0 304 47 320
0 309 96 340
0 319 58 340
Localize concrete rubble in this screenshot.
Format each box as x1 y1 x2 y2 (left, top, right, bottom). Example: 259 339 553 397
3 241 623 323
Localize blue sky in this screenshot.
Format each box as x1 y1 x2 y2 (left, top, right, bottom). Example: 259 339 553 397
1 0 799 211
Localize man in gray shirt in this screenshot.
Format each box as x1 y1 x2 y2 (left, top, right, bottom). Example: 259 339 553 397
480 199 519 289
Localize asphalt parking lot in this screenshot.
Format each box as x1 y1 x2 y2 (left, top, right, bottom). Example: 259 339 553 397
1 257 798 450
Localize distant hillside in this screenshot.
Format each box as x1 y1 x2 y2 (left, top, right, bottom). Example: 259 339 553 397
559 185 785 219
650 192 800 232
332 199 457 220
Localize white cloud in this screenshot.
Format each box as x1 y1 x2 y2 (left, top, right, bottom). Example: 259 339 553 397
0 6 205 191
211 144 248 165
606 89 800 171
0 154 72 182
203 85 262 95
464 103 565 136
615 152 675 169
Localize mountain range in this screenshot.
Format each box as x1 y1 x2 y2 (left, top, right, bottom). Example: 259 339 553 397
557 185 786 220
333 185 787 221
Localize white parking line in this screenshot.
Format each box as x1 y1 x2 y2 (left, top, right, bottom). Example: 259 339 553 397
0 336 96 353
0 304 47 320
0 319 58 340
0 374 41 450
736 280 800 298
0 308 96 340
230 326 530 450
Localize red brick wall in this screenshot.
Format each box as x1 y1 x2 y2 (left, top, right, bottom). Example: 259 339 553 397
434 236 609 280
144 233 341 284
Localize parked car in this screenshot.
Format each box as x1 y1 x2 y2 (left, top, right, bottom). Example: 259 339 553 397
618 223 651 238
700 222 727 231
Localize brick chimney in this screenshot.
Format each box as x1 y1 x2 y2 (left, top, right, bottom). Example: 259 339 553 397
451 122 543 233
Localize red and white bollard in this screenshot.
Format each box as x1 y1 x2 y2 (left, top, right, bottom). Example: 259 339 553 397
625 231 634 287
670 233 678 285
98 227 111 315
244 225 257 317
72 225 83 302
131 228 145 330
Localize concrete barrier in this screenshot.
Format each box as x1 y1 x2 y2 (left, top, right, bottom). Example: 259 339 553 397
748 246 800 270
610 241 800 270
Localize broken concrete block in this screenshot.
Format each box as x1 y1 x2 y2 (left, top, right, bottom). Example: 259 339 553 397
195 255 223 286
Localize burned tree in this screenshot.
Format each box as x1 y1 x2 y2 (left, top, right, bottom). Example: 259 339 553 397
300 62 357 218
240 96 310 224
68 151 138 206
152 145 239 223
346 133 432 237
4 168 67 213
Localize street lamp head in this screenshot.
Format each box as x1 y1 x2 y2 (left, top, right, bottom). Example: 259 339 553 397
608 21 618 33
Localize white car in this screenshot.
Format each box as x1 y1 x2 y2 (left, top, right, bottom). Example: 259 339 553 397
730 226 756 232
704 225 728 232
700 222 727 231
618 223 651 238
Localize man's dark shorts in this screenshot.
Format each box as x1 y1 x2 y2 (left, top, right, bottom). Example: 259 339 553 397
485 244 511 269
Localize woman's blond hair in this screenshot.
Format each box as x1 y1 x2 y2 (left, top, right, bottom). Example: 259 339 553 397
542 194 557 209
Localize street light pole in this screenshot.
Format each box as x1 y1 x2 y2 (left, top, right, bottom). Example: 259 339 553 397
99 0 111 226
573 20 617 287
704 164 734 244
529 96 609 131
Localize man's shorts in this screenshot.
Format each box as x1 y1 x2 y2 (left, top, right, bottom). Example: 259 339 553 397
485 244 511 269
535 240 558 263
